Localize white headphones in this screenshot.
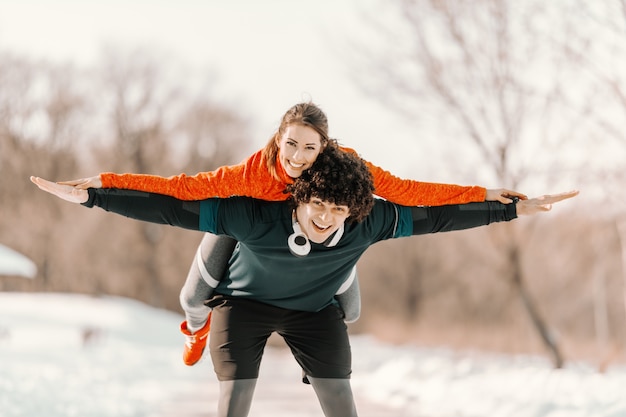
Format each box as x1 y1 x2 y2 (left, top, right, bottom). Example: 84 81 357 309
287 210 345 257
288 212 311 257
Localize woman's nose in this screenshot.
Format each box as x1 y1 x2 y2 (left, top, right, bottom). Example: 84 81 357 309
291 150 304 162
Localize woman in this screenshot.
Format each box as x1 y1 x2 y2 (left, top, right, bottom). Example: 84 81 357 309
31 144 576 417
56 102 526 366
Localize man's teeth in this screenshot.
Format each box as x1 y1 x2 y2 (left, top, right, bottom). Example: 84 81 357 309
313 221 330 230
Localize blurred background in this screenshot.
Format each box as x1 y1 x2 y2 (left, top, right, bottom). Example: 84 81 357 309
1 0 624 371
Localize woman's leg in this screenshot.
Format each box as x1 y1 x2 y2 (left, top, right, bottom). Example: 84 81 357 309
308 377 358 417
179 233 237 330
334 267 361 323
178 234 237 365
217 379 257 417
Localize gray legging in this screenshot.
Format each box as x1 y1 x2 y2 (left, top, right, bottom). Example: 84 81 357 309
179 233 361 331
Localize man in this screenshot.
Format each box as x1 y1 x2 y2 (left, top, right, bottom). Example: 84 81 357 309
31 144 577 417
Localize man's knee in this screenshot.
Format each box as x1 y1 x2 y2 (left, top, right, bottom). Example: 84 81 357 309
308 377 357 417
309 377 354 399
218 379 257 417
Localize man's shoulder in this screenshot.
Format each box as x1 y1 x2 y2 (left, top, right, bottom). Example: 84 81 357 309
370 197 400 211
219 197 290 221
357 198 410 238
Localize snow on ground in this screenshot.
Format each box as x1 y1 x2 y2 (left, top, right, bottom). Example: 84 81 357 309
0 292 624 417
351 342 626 417
0 245 36 278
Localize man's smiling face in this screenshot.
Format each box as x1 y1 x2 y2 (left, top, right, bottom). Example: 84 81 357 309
295 197 351 244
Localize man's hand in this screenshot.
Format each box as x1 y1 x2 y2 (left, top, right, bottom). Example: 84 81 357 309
516 190 579 215
57 175 102 189
30 176 89 204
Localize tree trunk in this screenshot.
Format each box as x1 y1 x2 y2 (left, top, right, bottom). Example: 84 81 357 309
509 245 564 368
615 218 626 352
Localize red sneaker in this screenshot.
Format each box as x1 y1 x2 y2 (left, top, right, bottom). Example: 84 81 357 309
180 312 211 366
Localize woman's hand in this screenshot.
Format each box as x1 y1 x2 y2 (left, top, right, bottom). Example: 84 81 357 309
516 190 579 215
30 176 89 204
485 188 528 204
57 175 102 189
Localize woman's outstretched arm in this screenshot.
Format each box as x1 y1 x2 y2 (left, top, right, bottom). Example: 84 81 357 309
31 176 205 231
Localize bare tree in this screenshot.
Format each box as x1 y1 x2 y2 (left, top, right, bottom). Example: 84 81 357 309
617 219 626 350
177 98 252 174
345 0 607 367
0 47 253 313
553 0 626 365
558 1 626 141
81 47 253 309
0 54 87 292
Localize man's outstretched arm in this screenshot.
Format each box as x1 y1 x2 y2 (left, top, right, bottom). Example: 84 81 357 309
408 190 579 236
82 188 204 231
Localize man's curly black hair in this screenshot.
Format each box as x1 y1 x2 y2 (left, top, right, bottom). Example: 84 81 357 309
286 141 375 223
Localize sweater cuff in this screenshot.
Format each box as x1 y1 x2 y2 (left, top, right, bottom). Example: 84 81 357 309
100 173 114 188
506 198 518 220
81 188 96 208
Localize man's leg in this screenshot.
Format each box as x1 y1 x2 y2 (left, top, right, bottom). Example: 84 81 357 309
217 379 257 417
209 298 276 416
280 306 355 415
308 377 358 417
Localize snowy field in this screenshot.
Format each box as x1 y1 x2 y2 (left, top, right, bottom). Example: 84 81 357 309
0 292 625 417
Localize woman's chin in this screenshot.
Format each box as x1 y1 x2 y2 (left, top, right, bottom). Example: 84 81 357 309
285 168 304 178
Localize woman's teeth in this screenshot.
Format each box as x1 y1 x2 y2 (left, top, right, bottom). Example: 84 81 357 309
289 161 305 168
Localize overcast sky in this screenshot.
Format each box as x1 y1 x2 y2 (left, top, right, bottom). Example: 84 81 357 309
0 0 434 179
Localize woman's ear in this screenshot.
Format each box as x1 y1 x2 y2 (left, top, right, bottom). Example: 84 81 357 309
274 133 282 148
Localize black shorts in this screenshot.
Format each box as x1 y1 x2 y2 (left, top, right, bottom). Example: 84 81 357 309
207 295 351 381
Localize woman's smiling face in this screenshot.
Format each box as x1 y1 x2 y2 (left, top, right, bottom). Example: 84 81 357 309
295 197 351 244
276 124 323 178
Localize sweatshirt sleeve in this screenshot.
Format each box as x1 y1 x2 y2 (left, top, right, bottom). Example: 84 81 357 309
340 147 487 206
100 150 291 201
82 188 212 231
394 201 517 237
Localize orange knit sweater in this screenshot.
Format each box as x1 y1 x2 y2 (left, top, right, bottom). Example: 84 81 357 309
100 147 486 206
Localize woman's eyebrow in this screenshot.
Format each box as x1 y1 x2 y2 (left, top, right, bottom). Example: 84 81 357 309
287 138 318 147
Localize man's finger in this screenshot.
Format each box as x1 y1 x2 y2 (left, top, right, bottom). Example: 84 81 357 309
538 190 579 204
